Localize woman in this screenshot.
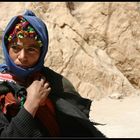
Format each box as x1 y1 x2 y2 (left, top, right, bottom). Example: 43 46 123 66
0 10 106 138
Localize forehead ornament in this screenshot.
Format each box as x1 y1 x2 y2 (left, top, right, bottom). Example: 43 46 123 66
7 16 43 48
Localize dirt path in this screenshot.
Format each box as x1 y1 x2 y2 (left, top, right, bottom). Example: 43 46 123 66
89 95 140 138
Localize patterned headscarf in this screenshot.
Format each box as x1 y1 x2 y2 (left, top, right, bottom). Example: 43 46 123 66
7 16 43 47
1 10 49 80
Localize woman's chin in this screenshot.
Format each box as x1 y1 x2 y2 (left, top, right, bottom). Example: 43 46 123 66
16 65 29 69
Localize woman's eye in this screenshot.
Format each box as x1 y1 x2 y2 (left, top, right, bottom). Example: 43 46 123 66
26 47 40 53
11 45 17 49
27 48 36 52
11 45 21 52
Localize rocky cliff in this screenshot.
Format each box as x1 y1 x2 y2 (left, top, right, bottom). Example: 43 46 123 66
0 2 140 100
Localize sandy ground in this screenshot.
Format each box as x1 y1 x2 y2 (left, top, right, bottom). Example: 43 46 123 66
89 95 140 138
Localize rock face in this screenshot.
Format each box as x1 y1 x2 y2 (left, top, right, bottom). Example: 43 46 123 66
0 2 140 100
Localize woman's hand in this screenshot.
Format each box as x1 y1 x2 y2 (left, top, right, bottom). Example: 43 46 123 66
24 75 51 117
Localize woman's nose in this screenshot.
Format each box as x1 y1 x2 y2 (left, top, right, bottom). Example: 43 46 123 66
17 49 27 61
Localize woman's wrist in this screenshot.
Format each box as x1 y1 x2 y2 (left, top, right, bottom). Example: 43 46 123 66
24 100 39 117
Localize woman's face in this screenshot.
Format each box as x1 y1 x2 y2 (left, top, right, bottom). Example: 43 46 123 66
8 38 41 69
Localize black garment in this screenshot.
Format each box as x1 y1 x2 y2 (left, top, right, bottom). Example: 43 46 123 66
0 67 106 138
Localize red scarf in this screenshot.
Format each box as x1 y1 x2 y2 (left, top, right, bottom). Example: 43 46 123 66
0 73 60 137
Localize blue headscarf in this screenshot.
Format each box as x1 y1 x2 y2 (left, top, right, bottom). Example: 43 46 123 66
0 10 49 80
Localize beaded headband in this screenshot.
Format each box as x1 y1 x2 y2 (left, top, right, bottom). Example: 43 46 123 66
7 16 43 47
